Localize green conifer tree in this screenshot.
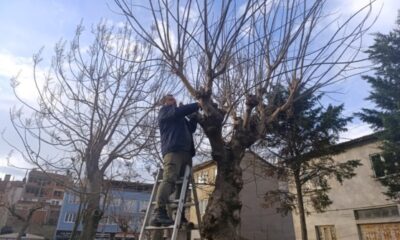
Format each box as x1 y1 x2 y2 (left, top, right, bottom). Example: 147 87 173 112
357 14 400 199
262 88 361 240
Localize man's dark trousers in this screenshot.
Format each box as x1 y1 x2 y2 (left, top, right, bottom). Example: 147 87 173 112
155 151 191 209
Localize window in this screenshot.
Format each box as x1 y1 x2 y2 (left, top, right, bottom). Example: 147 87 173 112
196 173 202 184
100 216 116 225
54 191 63 197
124 199 137 209
99 195 105 206
112 198 122 206
122 199 136 211
39 190 46 197
370 154 386 177
316 225 337 240
99 216 106 225
304 178 324 192
139 200 148 212
64 212 76 223
199 199 208 216
26 186 39 195
197 171 209 184
370 153 399 178
69 194 80 204
108 216 116 225
354 206 399 220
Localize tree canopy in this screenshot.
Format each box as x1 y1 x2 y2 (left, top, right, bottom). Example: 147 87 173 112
114 1 375 239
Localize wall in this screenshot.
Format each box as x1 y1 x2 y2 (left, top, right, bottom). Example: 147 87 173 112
240 154 296 240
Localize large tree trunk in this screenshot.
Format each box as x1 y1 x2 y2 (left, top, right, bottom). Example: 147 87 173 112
294 172 308 240
80 168 103 240
70 196 84 240
201 145 245 240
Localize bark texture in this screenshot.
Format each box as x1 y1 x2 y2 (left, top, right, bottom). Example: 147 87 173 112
295 172 308 240
202 148 244 240
79 168 103 240
199 110 251 240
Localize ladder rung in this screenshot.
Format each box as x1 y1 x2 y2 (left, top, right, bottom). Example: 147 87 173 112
181 223 199 230
145 225 174 230
157 179 183 184
150 200 194 209
169 202 195 208
150 201 194 207
151 199 182 205
145 224 198 231
191 224 200 230
140 165 202 240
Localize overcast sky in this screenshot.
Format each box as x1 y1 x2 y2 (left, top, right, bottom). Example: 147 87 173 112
0 0 399 180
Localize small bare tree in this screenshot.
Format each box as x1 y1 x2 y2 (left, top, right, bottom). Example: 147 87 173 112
0 170 50 240
0 201 44 240
114 0 375 239
108 194 136 239
6 22 170 240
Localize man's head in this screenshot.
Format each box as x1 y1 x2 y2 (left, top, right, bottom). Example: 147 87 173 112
161 94 177 106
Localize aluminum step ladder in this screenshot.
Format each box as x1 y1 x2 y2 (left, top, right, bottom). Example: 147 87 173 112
139 165 203 240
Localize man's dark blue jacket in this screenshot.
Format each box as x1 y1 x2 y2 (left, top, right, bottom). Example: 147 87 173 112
158 103 199 157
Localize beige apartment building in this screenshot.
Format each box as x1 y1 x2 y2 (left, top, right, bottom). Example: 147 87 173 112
189 134 400 240
290 134 400 240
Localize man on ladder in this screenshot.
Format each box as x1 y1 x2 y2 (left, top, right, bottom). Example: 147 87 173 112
150 94 200 227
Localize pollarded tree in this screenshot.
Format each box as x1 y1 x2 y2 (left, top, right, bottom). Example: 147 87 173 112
260 89 361 240
357 14 400 200
115 1 375 239
6 22 171 240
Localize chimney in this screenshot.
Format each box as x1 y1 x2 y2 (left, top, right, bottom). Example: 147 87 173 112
4 174 11 182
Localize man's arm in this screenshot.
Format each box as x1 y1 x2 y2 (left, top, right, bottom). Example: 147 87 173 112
187 113 198 133
159 103 199 122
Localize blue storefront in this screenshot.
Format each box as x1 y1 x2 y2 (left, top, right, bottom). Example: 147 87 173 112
54 181 152 240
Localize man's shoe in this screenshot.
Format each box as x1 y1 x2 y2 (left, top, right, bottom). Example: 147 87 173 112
179 215 194 229
150 208 174 226
180 216 188 224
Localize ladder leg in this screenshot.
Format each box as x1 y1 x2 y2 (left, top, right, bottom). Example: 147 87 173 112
170 165 191 240
191 175 203 240
140 165 204 240
139 169 163 240
171 165 191 240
